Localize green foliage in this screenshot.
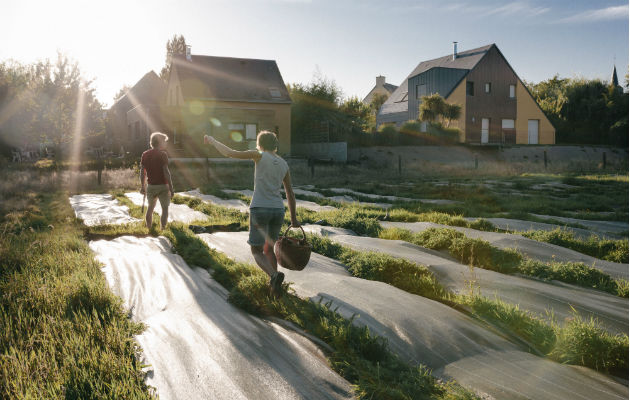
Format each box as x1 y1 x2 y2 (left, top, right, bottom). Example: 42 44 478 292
549 312 628 374
0 193 153 399
418 93 462 129
519 259 628 297
307 233 448 301
159 34 187 80
0 54 104 155
380 227 627 296
299 207 383 237
527 75 629 146
521 228 629 263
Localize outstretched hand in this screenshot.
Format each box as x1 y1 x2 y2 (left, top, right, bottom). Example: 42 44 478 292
203 135 214 145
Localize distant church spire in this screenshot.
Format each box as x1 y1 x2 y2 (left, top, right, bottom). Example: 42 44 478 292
610 65 620 87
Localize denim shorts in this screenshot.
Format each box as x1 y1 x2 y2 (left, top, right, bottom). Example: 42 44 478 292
248 207 285 247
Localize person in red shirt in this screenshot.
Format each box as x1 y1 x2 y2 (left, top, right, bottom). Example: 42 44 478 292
140 132 174 229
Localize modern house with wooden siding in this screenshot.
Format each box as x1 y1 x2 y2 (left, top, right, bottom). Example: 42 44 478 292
377 43 555 145
165 51 292 157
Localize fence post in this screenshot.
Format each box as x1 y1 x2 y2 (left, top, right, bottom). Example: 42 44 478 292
544 150 547 169
309 158 315 178
474 155 478 170
206 157 210 183
398 155 402 175
97 157 104 185
602 152 606 169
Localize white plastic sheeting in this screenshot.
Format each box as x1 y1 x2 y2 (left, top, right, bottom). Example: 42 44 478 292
327 188 461 205
89 236 353 400
222 189 337 212
178 189 250 213
466 217 620 240
380 221 629 280
303 225 628 335
125 192 209 224
198 231 628 400
529 214 628 239
69 194 141 226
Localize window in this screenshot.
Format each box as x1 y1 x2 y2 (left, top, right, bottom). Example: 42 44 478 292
245 124 257 140
485 82 491 93
269 87 282 98
416 84 427 99
466 82 474 96
509 84 516 98
228 123 258 144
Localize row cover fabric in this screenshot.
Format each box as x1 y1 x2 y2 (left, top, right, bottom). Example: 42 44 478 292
89 236 353 400
198 231 628 400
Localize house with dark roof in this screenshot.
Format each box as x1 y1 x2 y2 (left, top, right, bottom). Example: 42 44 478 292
362 76 398 105
165 51 292 156
378 43 555 145
106 71 168 155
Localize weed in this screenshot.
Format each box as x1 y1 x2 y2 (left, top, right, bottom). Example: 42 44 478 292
521 228 629 263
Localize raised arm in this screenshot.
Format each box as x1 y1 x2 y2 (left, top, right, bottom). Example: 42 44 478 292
282 170 300 228
204 135 261 161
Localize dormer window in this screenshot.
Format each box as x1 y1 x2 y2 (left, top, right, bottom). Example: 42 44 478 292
269 87 282 98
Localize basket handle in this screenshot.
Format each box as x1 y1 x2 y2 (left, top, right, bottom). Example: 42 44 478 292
282 225 306 240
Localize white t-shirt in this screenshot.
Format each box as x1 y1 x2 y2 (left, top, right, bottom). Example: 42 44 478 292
250 151 289 209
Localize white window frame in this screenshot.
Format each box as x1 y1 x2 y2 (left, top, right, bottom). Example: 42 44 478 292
509 84 516 98
485 82 491 93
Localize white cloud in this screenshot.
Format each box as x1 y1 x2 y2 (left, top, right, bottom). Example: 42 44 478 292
559 4 628 23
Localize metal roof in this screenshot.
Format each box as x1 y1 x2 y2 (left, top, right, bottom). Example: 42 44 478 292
380 44 494 115
172 55 291 103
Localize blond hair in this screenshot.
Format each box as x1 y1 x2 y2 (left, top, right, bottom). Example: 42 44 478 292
256 130 278 151
150 132 169 148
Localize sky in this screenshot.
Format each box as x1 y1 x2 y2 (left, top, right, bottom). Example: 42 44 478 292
2 0 628 107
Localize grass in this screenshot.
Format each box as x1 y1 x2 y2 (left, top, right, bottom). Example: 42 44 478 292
0 192 154 399
521 228 629 263
305 233 448 301
379 227 629 297
302 231 628 376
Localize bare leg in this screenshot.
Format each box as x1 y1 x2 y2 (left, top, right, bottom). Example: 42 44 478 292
145 198 157 229
160 200 169 230
263 241 278 272
251 245 275 277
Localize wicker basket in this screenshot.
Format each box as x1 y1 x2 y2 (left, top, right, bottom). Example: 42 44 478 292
274 226 312 271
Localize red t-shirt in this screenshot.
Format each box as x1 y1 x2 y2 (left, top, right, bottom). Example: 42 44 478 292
141 149 169 185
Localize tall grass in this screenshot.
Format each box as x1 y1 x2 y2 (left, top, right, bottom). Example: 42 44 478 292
380 227 629 297
305 231 628 375
521 228 629 263
0 192 154 399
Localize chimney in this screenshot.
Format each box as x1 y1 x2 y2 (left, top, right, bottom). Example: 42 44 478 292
186 45 192 61
453 42 458 60
376 75 385 87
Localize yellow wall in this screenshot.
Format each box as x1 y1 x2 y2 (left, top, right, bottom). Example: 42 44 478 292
197 100 292 154
446 79 467 143
515 81 555 144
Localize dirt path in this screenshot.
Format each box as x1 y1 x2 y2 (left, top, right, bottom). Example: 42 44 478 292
89 236 354 400
305 225 628 335
199 231 628 400
381 221 629 280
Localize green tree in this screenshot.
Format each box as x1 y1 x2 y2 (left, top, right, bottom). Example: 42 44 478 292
159 34 187 80
113 84 131 102
442 103 462 128
418 93 445 124
369 92 388 114
0 53 103 154
528 75 628 146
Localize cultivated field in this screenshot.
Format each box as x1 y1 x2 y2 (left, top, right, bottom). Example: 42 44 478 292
1 157 628 399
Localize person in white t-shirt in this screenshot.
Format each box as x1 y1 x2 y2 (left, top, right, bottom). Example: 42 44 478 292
204 131 299 295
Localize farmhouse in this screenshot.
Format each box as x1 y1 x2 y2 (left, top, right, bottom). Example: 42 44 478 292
378 43 555 145
362 76 398 105
106 71 168 155
165 50 292 157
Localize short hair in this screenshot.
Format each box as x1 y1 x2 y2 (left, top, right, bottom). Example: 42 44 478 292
256 130 278 151
150 132 169 148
